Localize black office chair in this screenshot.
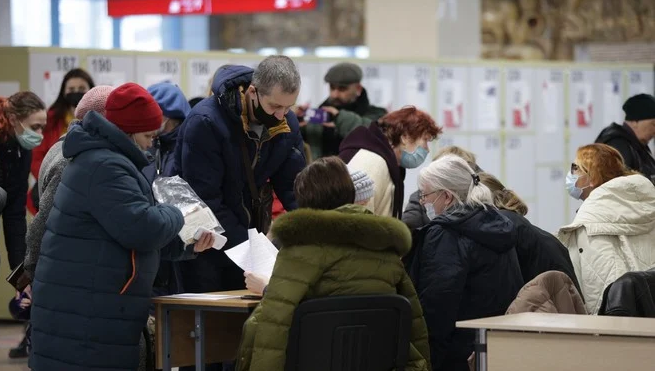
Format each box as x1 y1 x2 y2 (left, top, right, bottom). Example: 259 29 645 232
284 295 412 371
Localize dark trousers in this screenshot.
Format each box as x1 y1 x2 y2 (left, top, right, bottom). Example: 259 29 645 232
179 249 245 371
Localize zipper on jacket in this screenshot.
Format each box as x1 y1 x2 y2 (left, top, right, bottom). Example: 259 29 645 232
120 250 137 295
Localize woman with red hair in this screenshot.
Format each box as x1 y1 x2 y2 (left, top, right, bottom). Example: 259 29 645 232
558 143 655 314
339 106 442 218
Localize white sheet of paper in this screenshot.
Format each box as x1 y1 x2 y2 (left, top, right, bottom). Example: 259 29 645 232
405 79 430 112
629 83 646 97
225 229 278 277
542 80 562 133
43 71 65 107
439 80 464 129
297 74 315 107
163 293 241 300
144 73 173 88
572 82 593 128
178 207 219 244
476 81 500 131
508 80 531 129
190 75 211 98
94 72 127 87
366 79 393 110
603 81 623 125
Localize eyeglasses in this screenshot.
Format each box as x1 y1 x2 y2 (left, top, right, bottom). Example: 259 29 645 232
418 190 438 202
570 163 586 174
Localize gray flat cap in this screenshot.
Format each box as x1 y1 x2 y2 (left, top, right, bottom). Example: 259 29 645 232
324 62 363 86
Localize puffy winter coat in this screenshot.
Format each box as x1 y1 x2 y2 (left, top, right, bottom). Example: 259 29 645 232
558 174 655 314
506 270 587 315
172 65 306 250
408 205 523 371
30 111 184 371
236 204 431 371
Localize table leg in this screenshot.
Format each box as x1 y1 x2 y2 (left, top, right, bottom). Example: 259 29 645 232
475 328 487 371
162 306 172 371
195 309 206 371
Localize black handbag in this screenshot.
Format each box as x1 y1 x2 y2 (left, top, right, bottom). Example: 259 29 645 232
238 130 274 235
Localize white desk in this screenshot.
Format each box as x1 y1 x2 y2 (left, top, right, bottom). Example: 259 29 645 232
457 313 655 371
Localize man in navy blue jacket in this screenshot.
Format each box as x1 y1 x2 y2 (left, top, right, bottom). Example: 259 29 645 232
171 56 306 295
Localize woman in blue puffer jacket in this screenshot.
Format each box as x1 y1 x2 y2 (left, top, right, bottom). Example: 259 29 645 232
30 83 186 371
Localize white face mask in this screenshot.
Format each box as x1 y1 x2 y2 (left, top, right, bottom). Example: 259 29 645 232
425 203 437 220
424 191 446 220
565 171 590 200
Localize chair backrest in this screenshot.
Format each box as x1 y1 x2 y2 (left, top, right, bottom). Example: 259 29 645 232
284 295 412 371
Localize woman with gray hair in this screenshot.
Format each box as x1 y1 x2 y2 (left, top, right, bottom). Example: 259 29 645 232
406 154 523 371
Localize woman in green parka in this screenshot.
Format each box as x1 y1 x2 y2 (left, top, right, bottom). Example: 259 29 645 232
236 156 431 371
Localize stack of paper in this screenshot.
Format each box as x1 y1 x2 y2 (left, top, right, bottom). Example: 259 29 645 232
225 229 278 278
163 293 241 301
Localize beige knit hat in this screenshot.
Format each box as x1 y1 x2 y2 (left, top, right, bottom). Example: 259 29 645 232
74 85 115 120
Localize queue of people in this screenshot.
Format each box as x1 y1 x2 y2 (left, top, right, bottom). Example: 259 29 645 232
0 56 654 371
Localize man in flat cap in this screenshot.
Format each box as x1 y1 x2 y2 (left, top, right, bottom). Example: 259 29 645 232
596 93 655 183
295 62 387 160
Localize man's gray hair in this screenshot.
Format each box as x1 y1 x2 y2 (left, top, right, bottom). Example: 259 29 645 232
252 55 301 96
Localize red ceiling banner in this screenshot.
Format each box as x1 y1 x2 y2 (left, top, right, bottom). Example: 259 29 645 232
107 0 317 17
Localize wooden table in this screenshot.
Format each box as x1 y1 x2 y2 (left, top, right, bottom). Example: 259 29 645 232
153 290 260 371
457 313 655 371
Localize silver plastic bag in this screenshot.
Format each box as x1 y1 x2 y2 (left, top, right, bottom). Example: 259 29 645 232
152 176 226 247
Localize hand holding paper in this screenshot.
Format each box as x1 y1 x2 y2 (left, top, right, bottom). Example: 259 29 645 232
225 229 278 278
152 176 228 250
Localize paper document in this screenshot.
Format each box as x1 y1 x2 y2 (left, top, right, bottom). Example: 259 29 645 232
178 207 224 249
163 293 241 300
225 229 278 277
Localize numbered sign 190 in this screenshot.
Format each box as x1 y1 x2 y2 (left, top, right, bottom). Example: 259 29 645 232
91 58 112 73
160 60 179 75
56 56 77 72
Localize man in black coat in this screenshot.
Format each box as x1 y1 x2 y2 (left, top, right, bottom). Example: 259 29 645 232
595 94 655 184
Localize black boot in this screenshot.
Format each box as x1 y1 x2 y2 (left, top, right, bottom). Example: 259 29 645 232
8 333 28 359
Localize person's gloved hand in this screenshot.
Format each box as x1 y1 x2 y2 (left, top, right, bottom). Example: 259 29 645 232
0 186 6 212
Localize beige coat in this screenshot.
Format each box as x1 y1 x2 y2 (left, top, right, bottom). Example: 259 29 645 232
346 149 395 217
506 271 587 315
558 174 655 314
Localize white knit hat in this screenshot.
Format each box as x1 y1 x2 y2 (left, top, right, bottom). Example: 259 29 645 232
350 170 375 203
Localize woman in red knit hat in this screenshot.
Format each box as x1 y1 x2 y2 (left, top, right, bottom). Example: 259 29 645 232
29 83 214 371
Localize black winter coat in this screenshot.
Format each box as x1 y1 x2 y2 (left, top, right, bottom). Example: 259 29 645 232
595 123 655 183
408 205 523 371
30 112 185 371
0 135 30 270
598 269 655 317
498 210 581 295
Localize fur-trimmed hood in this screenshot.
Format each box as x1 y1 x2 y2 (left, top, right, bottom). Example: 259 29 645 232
272 204 412 256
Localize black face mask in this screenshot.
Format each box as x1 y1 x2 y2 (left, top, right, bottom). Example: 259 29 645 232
252 89 283 129
64 92 85 108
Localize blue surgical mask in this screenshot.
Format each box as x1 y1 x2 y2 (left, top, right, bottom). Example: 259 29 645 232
16 123 43 150
565 171 589 200
400 146 429 169
425 202 437 220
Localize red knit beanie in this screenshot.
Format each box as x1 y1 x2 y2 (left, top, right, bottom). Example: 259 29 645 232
105 83 163 134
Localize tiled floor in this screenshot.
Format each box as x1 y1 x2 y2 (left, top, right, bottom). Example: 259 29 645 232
0 322 28 371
